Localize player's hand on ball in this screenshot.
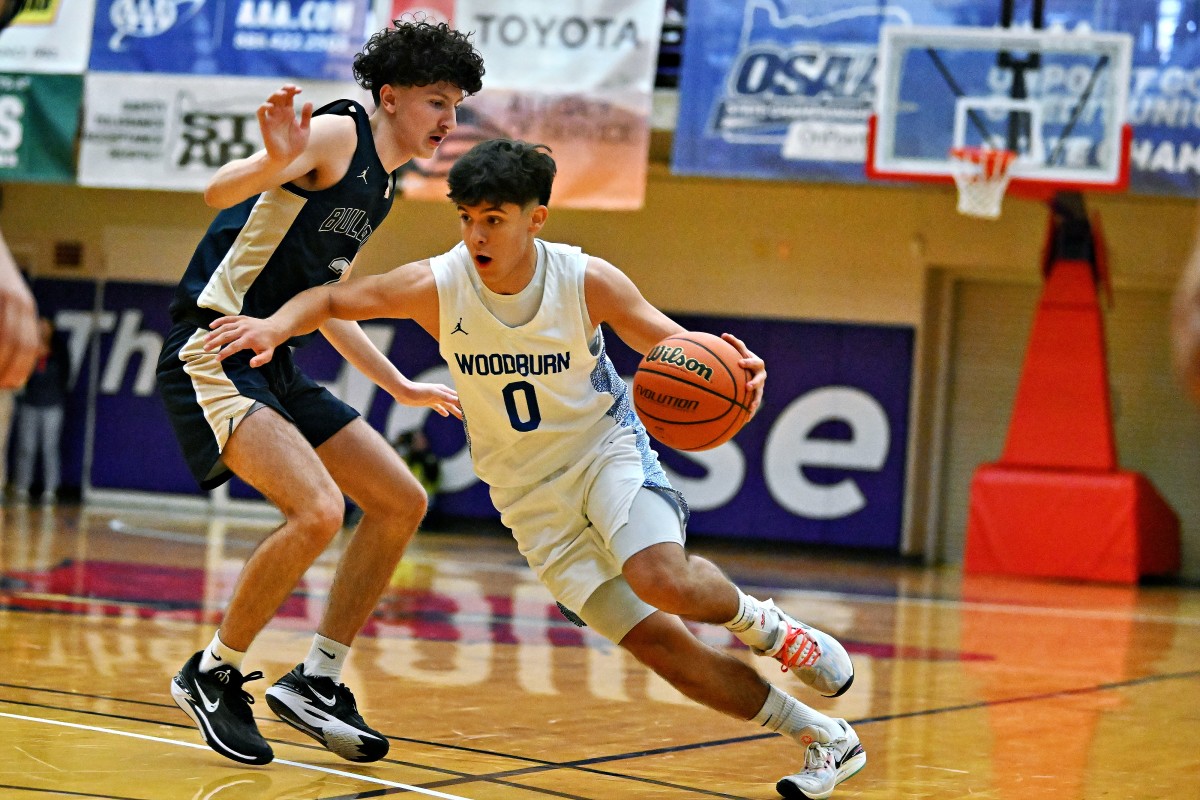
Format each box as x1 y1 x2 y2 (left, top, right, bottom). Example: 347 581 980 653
721 332 765 416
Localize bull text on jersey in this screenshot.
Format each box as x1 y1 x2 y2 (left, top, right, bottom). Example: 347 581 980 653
319 208 373 243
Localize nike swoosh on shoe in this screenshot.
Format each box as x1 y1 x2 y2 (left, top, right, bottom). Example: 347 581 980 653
194 679 220 713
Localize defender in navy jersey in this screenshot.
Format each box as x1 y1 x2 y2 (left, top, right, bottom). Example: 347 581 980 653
155 20 483 767
206 139 867 799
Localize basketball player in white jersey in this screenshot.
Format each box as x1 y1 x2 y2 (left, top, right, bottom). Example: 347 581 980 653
204 139 866 799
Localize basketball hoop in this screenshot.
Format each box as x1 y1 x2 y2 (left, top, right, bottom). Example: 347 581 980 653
950 146 1018 219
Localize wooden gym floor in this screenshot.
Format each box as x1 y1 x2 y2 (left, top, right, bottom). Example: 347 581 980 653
1 502 1198 799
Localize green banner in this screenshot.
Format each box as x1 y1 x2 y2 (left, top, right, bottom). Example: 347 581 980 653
0 72 81 183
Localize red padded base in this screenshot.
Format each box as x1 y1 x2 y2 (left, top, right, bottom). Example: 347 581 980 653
965 465 1180 583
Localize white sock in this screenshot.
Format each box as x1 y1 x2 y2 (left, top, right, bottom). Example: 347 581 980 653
724 589 778 651
303 634 350 682
752 685 838 747
198 632 245 673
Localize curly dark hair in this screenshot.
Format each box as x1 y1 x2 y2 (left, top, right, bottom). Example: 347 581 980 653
353 19 485 104
447 139 557 209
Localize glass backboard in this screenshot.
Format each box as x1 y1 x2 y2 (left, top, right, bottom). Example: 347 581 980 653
868 24 1133 191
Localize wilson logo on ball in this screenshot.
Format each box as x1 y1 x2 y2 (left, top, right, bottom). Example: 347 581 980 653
643 345 715 382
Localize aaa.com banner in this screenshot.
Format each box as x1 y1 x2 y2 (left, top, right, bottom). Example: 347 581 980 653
0 0 95 73
674 0 1200 197
78 72 359 189
32 273 913 550
0 72 82 182
394 0 664 209
87 0 371 80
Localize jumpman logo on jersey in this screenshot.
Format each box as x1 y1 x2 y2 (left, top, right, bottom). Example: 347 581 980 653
358 167 369 183
451 318 468 335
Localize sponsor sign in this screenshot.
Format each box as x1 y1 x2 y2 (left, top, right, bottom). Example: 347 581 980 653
0 72 81 182
0 0 95 74
87 0 371 79
78 0 660 207
674 0 908 183
78 72 359 189
32 277 912 550
393 0 664 210
398 88 655 210
674 0 1200 197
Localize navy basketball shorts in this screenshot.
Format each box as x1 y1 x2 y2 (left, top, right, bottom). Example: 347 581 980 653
156 323 358 490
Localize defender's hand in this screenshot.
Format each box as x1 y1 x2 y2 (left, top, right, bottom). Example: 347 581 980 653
394 381 462 419
258 85 312 166
204 315 282 367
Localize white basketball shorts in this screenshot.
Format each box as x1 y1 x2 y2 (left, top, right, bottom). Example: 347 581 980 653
490 426 685 642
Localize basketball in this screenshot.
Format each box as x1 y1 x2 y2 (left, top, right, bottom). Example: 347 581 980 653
633 331 752 451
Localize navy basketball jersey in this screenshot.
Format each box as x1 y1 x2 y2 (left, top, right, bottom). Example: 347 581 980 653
170 99 396 347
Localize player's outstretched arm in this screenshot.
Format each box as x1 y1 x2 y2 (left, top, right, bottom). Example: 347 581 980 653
583 257 684 354
316 257 458 416
584 257 766 416
0 230 39 388
204 259 434 366
203 85 325 209
320 317 461 419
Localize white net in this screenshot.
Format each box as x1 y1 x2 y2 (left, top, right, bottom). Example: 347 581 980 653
950 147 1017 219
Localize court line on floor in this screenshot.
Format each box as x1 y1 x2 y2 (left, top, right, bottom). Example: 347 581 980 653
9 670 1198 799
0 695 490 788
0 689 749 800
0 695 601 800
852 667 1200 725
0 785 144 800
0 710 473 800
324 667 1200 797
734 585 1200 627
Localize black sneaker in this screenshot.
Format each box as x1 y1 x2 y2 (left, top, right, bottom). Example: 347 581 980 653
265 664 389 762
170 651 273 765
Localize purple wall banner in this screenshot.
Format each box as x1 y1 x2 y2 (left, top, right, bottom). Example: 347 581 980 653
611 314 913 550
29 279 913 551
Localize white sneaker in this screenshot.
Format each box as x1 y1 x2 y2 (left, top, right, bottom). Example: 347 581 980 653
754 600 854 697
776 718 866 800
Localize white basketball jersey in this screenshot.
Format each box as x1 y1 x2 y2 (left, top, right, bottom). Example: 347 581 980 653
432 240 643 488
